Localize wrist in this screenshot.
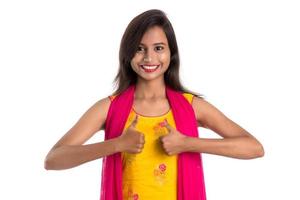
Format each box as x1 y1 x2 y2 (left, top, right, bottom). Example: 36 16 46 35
183 136 194 152
182 135 191 152
112 137 123 153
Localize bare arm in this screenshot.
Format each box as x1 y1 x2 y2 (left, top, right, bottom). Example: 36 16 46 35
187 97 264 159
44 139 120 170
184 137 263 159
44 97 119 170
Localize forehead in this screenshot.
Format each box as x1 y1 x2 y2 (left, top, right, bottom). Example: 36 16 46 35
140 26 168 45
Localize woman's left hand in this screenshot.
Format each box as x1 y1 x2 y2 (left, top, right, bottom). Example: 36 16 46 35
159 119 188 156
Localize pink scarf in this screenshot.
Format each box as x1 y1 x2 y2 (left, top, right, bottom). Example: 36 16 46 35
100 84 206 200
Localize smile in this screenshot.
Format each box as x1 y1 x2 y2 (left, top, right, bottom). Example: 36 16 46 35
140 64 160 73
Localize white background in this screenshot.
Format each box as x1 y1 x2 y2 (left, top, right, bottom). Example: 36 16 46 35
0 0 299 199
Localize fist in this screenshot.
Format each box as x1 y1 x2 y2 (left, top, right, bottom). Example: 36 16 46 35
159 118 187 156
117 114 145 154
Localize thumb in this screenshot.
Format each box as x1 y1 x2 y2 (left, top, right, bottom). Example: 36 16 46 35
160 118 175 133
130 114 139 128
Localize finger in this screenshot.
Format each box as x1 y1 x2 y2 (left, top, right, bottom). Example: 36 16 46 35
159 135 165 143
160 118 173 132
139 133 145 143
135 148 142 153
130 114 139 128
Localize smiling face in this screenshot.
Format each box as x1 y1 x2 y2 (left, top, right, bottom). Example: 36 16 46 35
130 26 171 82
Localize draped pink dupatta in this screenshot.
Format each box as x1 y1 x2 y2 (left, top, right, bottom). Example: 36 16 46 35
100 84 206 200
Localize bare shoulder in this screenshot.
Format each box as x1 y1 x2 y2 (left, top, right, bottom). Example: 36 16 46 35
94 96 112 131
192 96 254 138
192 95 231 129
50 96 111 150
191 96 212 128
70 96 112 132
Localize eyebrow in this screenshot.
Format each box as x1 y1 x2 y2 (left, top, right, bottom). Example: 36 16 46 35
139 42 167 46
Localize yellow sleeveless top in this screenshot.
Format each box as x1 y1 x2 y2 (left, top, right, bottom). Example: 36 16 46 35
109 93 194 200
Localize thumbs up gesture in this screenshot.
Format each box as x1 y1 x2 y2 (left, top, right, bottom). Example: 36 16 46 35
117 115 145 154
159 118 188 156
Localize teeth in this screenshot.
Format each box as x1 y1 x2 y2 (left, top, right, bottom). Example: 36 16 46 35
142 65 159 69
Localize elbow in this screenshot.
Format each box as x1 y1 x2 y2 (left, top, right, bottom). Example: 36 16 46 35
250 139 265 158
44 159 50 170
44 146 61 170
240 137 264 159
44 150 58 170
256 143 265 158
44 156 54 170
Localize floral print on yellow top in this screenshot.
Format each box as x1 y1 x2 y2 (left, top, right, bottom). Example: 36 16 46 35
109 93 194 200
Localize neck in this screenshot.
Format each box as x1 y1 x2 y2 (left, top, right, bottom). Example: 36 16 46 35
135 77 166 99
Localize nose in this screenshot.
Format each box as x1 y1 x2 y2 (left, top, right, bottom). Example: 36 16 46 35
143 56 151 62
143 49 155 62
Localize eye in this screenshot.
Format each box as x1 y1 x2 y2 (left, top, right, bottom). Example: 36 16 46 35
137 46 145 52
155 46 164 51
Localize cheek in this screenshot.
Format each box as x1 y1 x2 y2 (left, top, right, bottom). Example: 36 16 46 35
159 53 171 64
131 54 143 65
130 57 138 68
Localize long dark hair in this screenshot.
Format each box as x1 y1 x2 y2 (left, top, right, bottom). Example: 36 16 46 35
112 9 204 99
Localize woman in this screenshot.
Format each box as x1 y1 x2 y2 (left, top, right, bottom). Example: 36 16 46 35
44 9 264 200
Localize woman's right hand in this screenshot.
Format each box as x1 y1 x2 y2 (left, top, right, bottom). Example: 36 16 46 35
116 115 145 154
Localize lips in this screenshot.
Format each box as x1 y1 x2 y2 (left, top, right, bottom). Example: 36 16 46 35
139 64 160 73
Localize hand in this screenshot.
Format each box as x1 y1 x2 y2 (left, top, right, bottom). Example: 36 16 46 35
159 118 188 156
117 115 145 154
